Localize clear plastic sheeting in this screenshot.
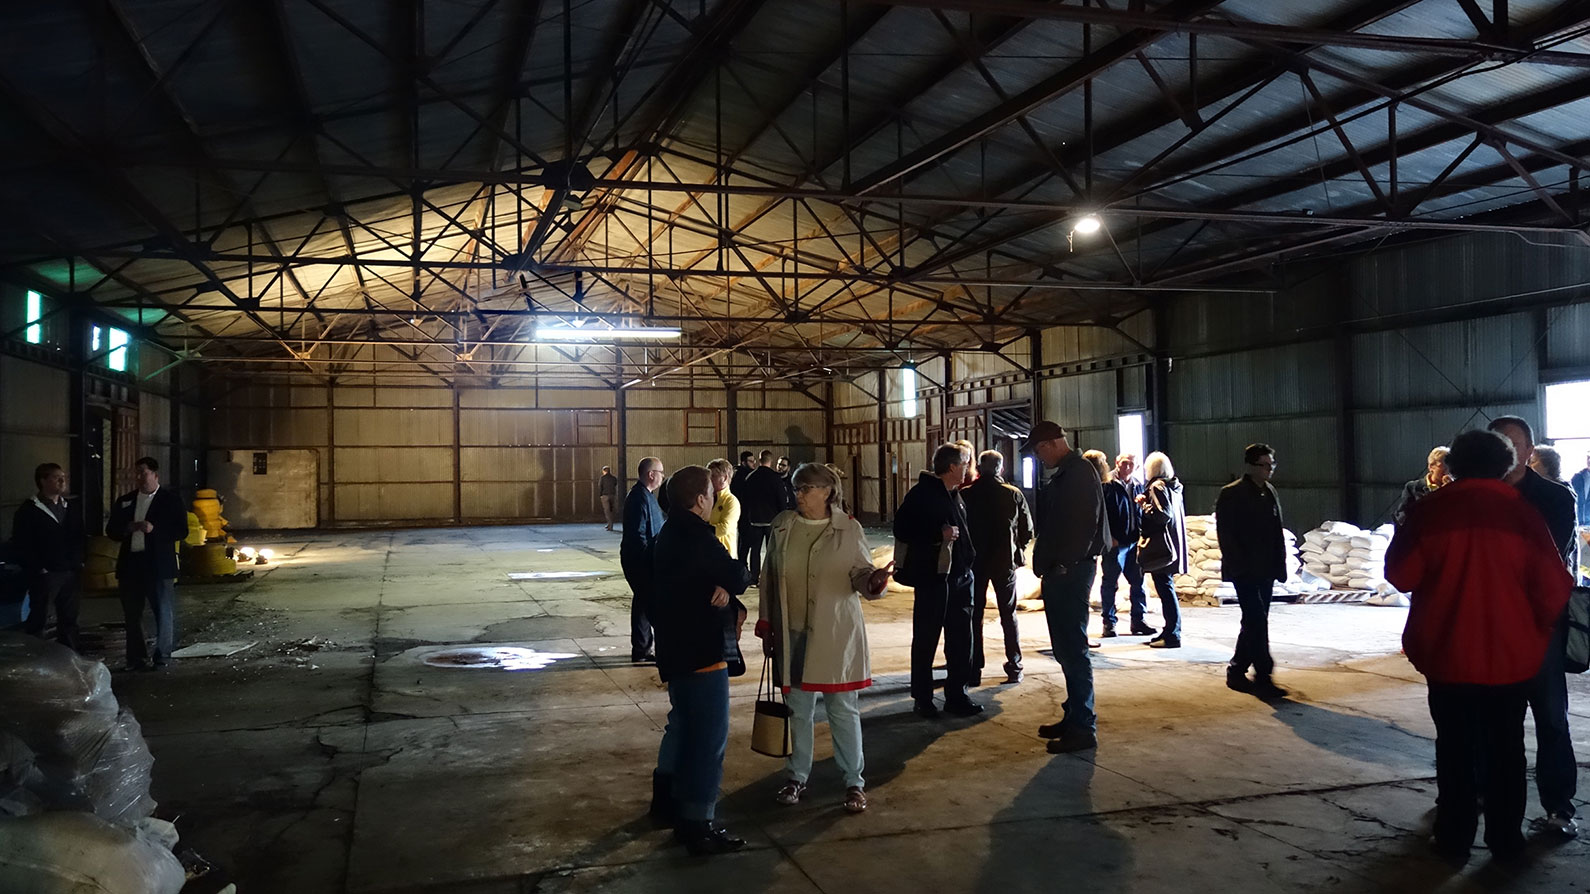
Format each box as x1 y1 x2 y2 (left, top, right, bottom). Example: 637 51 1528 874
0 812 185 894
0 635 156 825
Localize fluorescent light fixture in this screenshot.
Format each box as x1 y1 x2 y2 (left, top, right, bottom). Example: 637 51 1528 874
622 378 643 388
1073 214 1102 235
901 366 919 418
534 324 681 341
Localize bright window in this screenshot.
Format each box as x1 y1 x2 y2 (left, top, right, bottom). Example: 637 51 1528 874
91 325 102 352
1544 381 1590 474
107 327 129 371
900 367 918 417
24 290 42 344
1117 412 1146 471
1022 455 1036 489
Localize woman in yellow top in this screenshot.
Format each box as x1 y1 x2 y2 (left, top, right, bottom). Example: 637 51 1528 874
756 463 892 814
707 459 741 557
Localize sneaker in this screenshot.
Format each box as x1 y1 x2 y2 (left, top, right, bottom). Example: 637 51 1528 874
1046 730 1098 753
1532 812 1579 839
774 779 807 806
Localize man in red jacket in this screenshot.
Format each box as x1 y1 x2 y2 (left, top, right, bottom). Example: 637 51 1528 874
1387 429 1572 863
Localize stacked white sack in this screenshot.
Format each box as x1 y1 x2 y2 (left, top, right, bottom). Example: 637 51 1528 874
1299 521 1397 591
1175 515 1322 599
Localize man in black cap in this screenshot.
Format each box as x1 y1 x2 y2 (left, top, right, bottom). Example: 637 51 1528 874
1024 422 1108 753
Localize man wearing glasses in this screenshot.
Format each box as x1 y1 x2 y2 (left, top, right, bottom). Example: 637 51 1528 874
1215 443 1289 700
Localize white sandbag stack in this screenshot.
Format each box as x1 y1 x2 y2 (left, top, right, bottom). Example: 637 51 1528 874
1173 516 1236 602
1299 521 1392 590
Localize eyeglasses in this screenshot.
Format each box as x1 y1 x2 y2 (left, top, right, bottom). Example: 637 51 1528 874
795 484 830 494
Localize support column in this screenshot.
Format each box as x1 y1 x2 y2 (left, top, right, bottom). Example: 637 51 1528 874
876 371 889 523
325 381 336 525
616 380 629 491
67 308 90 523
1028 329 1043 425
168 365 183 493
822 381 835 464
1333 280 1358 523
726 386 739 458
1150 306 1171 454
452 386 463 524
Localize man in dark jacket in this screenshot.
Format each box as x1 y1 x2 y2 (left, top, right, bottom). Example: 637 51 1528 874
622 456 667 663
740 451 786 580
730 451 755 561
107 457 187 670
648 465 752 856
894 443 982 717
1216 443 1288 699
598 466 620 531
961 450 1033 684
11 462 85 650
1025 422 1108 753
1100 453 1151 638
1488 416 1580 839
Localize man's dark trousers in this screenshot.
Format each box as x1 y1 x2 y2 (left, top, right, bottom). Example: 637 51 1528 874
1528 617 1577 819
621 552 654 659
1099 545 1147 630
972 566 1021 673
24 570 80 650
1427 680 1529 856
911 570 975 705
119 563 175 667
743 524 770 581
1230 579 1275 676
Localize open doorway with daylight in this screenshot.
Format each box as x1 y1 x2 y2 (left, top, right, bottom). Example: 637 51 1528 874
1117 412 1146 486
1544 379 1590 485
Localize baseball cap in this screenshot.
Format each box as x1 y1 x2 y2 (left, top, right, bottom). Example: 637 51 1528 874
1019 421 1067 453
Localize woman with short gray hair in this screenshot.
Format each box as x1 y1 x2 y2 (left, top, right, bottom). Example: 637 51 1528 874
757 462 892 813
1138 451 1187 648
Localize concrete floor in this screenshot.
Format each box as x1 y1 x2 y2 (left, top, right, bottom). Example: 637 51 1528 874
78 524 1590 893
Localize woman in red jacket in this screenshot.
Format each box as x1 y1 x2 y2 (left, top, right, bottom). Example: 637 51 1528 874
1387 429 1572 863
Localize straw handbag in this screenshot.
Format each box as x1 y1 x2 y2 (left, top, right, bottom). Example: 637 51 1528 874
751 657 791 757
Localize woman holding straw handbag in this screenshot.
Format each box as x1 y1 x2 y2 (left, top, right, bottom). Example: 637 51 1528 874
756 463 892 814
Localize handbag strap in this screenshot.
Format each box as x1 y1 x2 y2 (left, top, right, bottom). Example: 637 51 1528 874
758 655 782 704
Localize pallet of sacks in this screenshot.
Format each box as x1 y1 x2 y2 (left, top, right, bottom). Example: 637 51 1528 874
1175 515 1321 604
1298 521 1409 606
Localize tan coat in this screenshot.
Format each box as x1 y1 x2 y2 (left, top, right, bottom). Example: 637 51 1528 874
758 510 880 692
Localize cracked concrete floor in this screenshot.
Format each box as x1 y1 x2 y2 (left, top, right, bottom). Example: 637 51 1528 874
76 524 1590 893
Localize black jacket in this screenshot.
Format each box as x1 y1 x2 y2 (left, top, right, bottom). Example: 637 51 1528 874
1392 478 1437 528
10 497 85 574
1517 466 1578 569
960 475 1032 575
1102 478 1141 546
742 466 788 525
1142 476 1190 575
651 511 753 683
893 471 976 581
1031 450 1107 575
1215 475 1286 583
729 464 753 501
107 487 187 579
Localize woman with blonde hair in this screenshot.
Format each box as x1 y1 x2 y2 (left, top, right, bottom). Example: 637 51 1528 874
1137 451 1187 648
1393 446 1450 527
706 459 741 556
756 462 892 813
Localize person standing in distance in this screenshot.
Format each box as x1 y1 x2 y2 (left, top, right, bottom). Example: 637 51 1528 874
1216 444 1288 699
107 457 186 671
1487 415 1579 840
960 450 1033 684
742 451 785 581
622 457 667 663
11 462 86 651
599 465 620 532
1025 422 1108 754
1099 453 1152 638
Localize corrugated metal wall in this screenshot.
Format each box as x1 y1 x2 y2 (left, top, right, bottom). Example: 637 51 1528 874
0 355 71 539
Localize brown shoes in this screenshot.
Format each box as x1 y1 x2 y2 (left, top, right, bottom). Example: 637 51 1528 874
774 779 807 805
843 786 868 813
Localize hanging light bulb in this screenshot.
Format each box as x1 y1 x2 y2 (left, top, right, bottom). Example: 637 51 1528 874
1073 214 1102 235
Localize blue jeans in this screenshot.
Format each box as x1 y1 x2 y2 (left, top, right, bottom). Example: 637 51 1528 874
1529 617 1577 817
1042 562 1098 734
656 669 730 822
1099 545 1146 629
1230 579 1274 676
119 567 175 666
1149 569 1182 640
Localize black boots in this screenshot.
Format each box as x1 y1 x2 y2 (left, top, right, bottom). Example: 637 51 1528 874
649 772 676 825
675 820 746 856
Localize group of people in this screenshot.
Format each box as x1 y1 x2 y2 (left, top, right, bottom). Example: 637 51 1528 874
620 455 889 854
1385 416 1580 860
892 425 1293 754
9 457 191 672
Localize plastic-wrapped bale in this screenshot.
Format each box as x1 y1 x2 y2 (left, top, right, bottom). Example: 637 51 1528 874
0 635 156 826
0 812 184 894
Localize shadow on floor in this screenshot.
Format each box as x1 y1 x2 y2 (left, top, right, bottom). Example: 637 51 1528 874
1270 699 1433 769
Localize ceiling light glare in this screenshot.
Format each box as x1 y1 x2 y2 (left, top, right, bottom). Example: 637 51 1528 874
534 324 681 341
1073 214 1102 235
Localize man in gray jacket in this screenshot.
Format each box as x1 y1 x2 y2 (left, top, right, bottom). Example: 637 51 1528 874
1023 421 1108 753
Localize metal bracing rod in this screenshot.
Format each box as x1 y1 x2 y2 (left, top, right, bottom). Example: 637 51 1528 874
873 0 1590 65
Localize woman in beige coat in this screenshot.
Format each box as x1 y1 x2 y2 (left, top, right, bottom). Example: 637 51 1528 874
756 463 892 813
